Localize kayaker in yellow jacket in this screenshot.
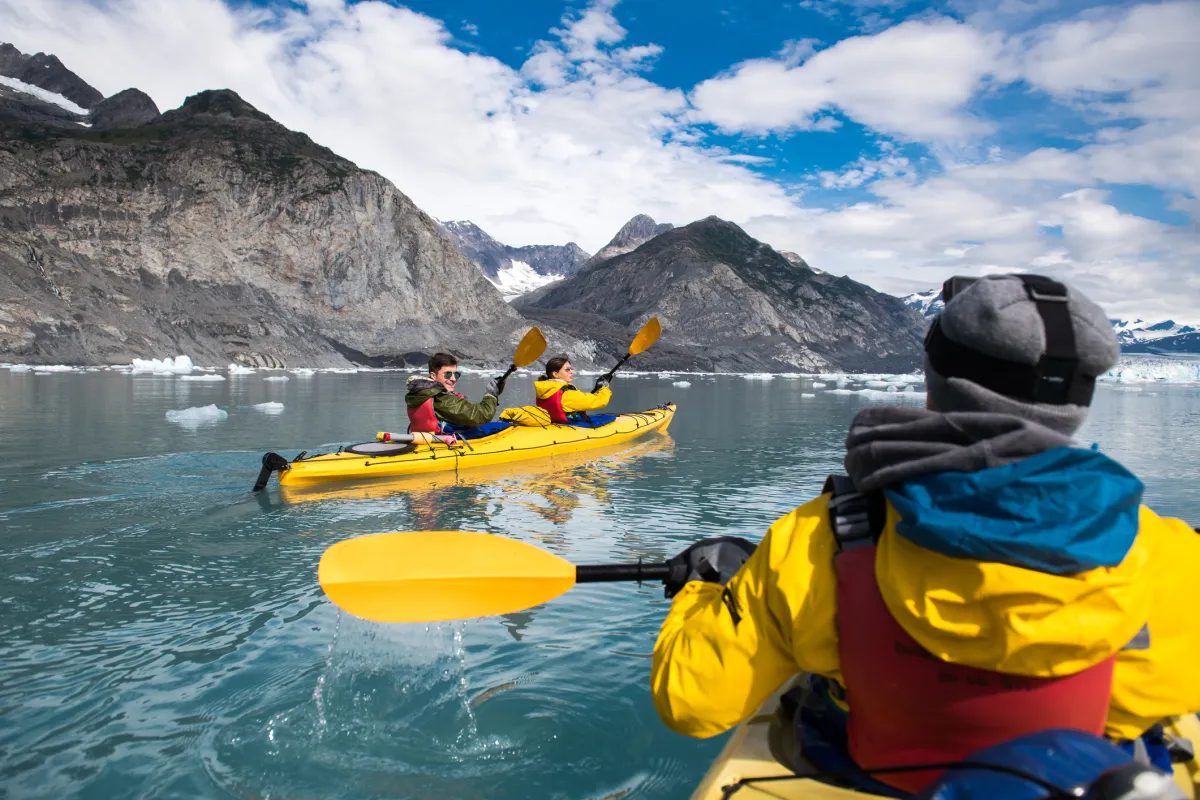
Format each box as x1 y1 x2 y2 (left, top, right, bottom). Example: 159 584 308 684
534 355 612 424
651 274 1200 793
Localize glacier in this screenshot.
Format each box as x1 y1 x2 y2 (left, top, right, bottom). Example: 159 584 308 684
487 260 563 301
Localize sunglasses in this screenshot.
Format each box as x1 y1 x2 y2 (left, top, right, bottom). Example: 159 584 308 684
438 371 461 380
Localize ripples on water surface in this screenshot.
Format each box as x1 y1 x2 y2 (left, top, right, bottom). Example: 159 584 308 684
2 369 1198 798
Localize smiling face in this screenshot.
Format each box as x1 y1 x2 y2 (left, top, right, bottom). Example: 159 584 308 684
431 363 460 392
552 361 574 382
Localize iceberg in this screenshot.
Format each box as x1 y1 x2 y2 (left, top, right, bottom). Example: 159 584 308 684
252 401 285 414
673 381 691 388
228 363 256 375
264 376 289 382
742 373 774 380
166 404 228 427
180 374 226 382
132 355 194 373
801 392 816 398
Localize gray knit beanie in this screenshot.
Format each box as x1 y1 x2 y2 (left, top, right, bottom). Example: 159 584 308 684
925 275 1119 436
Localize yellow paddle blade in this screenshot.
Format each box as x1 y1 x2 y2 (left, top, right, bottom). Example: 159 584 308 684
628 317 661 356
318 531 576 623
513 326 548 368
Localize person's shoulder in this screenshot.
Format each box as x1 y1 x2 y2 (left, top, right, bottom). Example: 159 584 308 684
1138 505 1199 538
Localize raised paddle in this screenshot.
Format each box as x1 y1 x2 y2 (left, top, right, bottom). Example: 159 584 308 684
594 317 661 391
495 326 548 395
318 530 668 623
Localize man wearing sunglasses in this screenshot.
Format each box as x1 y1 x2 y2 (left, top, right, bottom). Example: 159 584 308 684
405 352 502 433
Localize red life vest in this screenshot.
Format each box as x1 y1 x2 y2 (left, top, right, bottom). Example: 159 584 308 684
828 479 1117 793
536 386 569 424
406 390 465 433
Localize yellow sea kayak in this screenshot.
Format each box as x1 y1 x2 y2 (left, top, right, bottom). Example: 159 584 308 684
691 677 1200 799
268 404 675 488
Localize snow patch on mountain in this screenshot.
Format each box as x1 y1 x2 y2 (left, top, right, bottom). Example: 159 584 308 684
1110 319 1197 345
488 260 562 302
903 289 943 318
0 75 88 115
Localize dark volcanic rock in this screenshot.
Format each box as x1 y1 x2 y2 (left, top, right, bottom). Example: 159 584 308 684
0 43 103 108
586 214 674 267
518 216 925 372
89 88 160 130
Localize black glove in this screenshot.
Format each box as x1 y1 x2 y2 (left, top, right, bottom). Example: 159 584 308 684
663 536 756 599
484 378 500 398
493 376 508 396
592 376 611 393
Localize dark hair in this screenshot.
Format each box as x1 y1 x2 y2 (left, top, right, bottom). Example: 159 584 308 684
428 352 458 375
542 355 571 381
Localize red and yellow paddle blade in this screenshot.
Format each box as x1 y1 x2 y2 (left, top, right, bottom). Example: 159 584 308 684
513 326 548 368
628 317 661 356
318 531 576 623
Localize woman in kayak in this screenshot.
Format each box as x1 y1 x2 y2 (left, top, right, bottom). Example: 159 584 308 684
534 356 611 424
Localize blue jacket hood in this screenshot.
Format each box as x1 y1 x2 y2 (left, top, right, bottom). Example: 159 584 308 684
885 447 1144 575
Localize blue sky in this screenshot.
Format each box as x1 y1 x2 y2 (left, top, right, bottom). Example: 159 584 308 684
4 0 1199 319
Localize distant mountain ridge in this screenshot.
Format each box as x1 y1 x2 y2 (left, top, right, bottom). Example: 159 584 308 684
439 220 589 300
518 215 925 372
900 288 1200 355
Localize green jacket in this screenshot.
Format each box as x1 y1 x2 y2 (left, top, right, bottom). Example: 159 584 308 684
405 376 497 428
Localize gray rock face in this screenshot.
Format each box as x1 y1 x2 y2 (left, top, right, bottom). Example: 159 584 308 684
586 213 674 267
509 241 589 276
89 88 160 130
0 87 530 367
518 216 926 372
0 43 103 109
440 220 590 280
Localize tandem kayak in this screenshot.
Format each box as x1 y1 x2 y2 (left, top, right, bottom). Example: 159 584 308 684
259 403 675 489
691 676 1200 799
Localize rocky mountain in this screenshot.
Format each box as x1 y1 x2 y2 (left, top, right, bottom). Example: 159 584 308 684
439 219 589 300
517 216 926 372
1111 319 1200 355
585 214 674 268
0 44 537 367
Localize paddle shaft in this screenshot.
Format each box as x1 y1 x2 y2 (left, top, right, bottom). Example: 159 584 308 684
576 562 669 583
599 352 632 384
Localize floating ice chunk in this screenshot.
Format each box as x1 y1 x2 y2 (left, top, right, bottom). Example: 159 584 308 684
321 367 359 374
228 363 256 375
264 376 289 382
253 401 285 414
290 368 315 376
132 355 193 373
153 371 175 377
180 374 226 382
7 364 32 372
801 393 816 398
812 382 827 388
166 404 227 427
29 364 75 372
864 380 891 389
742 373 774 380
673 381 691 388
34 371 53 375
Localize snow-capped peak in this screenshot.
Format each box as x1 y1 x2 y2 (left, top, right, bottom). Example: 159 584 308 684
903 289 943 318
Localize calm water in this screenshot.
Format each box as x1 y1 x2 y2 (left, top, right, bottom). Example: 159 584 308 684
2 368 1199 800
